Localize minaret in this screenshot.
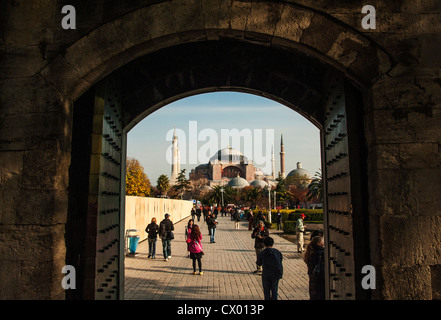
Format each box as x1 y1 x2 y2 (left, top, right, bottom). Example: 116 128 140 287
280 134 285 178
271 145 276 179
170 127 180 185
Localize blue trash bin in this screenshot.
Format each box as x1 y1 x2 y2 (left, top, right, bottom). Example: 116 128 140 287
128 235 140 254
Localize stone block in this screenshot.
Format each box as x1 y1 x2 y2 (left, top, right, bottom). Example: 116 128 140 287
218 0 251 33
273 4 313 43
379 264 432 299
371 143 441 170
87 21 127 63
0 76 65 115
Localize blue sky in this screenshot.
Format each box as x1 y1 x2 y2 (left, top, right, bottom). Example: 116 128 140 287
127 92 321 184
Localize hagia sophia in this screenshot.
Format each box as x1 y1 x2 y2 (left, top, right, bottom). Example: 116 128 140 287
169 129 313 190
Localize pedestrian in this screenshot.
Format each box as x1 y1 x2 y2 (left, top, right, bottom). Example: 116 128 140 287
187 224 204 275
185 219 194 258
256 237 283 300
191 207 196 221
145 217 159 259
207 212 218 243
248 211 254 231
296 213 306 252
251 220 269 273
276 210 282 230
196 207 202 222
233 209 241 229
159 213 175 261
304 235 325 300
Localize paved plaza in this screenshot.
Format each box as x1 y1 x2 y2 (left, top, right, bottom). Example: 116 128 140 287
124 215 309 300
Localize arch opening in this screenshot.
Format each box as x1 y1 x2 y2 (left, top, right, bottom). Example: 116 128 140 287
67 36 370 300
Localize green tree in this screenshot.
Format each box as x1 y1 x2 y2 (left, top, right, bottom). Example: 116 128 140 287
208 185 234 206
173 169 191 199
307 169 323 202
126 158 151 197
156 174 170 196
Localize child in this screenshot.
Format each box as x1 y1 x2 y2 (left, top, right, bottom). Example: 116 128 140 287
256 237 283 300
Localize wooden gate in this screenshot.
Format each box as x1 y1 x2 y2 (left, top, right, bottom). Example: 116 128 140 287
84 77 125 299
322 76 369 300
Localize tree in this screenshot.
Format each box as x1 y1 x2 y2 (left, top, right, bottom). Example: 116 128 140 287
156 174 170 196
173 169 191 199
307 169 323 202
126 158 151 197
189 172 208 203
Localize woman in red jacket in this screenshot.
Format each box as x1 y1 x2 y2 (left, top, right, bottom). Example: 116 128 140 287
187 225 204 275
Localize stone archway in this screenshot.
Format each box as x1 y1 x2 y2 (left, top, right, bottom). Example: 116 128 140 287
63 14 389 297
4 0 440 301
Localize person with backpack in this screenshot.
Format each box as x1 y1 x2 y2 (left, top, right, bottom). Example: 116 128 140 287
187 224 204 275
159 213 174 261
256 237 283 300
304 235 325 300
145 217 159 259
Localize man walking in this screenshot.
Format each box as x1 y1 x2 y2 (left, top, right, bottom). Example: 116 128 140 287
159 213 175 261
257 237 283 300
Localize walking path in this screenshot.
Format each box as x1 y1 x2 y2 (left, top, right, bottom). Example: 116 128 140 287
124 215 309 300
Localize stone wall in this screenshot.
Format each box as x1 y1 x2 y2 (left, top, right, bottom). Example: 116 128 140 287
125 196 193 243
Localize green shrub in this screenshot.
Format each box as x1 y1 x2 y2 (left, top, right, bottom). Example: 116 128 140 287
262 209 324 223
283 221 297 233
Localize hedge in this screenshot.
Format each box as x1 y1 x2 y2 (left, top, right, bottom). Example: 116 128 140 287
258 209 323 224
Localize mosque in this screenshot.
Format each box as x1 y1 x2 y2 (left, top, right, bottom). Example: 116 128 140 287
169 129 312 190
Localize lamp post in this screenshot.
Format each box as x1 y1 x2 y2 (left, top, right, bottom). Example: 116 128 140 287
274 190 277 210
220 187 224 207
267 186 272 224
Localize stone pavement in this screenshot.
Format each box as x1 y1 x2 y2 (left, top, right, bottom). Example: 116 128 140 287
124 215 309 300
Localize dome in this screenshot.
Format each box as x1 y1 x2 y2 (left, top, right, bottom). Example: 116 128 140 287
227 175 250 188
287 162 311 179
209 146 249 164
286 162 311 188
250 179 268 189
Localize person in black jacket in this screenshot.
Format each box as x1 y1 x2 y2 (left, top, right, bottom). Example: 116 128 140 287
304 235 325 300
145 217 159 259
257 237 283 300
159 213 175 261
207 213 218 243
251 220 269 274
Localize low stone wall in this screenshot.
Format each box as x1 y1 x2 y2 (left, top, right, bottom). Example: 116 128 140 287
125 196 193 242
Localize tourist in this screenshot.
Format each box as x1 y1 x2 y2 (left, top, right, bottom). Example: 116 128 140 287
304 236 325 300
187 224 204 275
276 210 283 230
145 217 159 259
159 213 175 261
185 219 194 258
191 207 196 221
248 211 254 231
233 208 241 229
196 207 202 222
296 213 306 252
251 220 269 273
256 237 283 300
207 212 218 243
